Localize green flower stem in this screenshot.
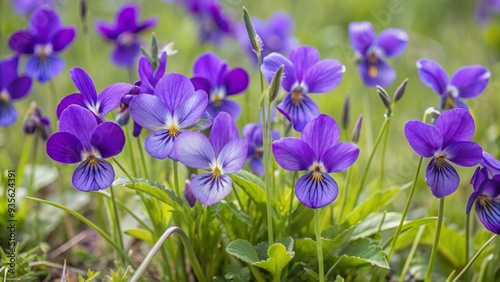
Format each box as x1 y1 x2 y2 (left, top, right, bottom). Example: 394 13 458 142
130 226 207 282
465 212 471 282
362 87 374 151
387 156 424 260
339 166 353 222
16 136 33 190
452 235 497 282
425 197 445 282
28 133 40 242
123 125 138 177
315 208 324 282
113 158 173 280
263 98 274 245
173 161 181 196
399 225 425 282
287 172 298 233
352 118 390 206
136 135 149 179
377 119 391 189
109 185 125 261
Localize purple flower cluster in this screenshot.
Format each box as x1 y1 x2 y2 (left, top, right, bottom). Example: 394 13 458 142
47 105 125 191
129 73 208 160
97 4 157 67
9 7 76 83
417 59 490 110
175 112 248 205
262 46 345 132
273 115 359 208
348 21 408 88
468 153 500 234
243 122 280 176
0 56 32 126
191 52 249 121
404 109 483 198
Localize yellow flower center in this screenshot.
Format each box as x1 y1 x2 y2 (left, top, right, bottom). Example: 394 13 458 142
291 88 303 107
213 95 223 107
309 162 326 183
368 53 378 78
212 166 222 179
0 92 8 103
87 155 98 165
168 123 180 137
434 153 447 168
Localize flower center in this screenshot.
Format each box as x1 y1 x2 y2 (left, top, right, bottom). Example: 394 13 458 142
291 87 304 107
210 161 224 179
434 153 447 168
0 91 9 103
168 123 180 137
211 88 226 107
368 53 378 78
253 147 263 159
81 147 102 163
117 32 135 46
309 162 326 183
34 44 53 62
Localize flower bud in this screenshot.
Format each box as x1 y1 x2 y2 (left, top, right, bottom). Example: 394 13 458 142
151 33 159 69
376 85 392 117
393 78 408 103
268 65 284 103
80 0 88 33
243 7 262 56
184 175 197 207
341 95 350 130
351 115 363 144
22 102 52 140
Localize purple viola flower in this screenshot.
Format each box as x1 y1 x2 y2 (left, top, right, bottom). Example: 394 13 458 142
475 0 500 25
12 0 55 15
129 73 208 160
348 21 408 88
261 46 345 132
23 102 51 140
115 82 145 137
242 122 280 176
46 105 125 191
9 7 76 83
238 11 298 64
175 0 233 44
0 56 32 126
57 68 133 121
404 108 483 198
174 112 248 205
482 151 500 175
190 52 249 120
272 114 359 209
96 4 157 67
138 51 168 94
416 59 490 110
467 167 500 234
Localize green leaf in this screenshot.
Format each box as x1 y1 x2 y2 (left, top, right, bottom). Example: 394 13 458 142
255 237 294 260
224 266 251 282
352 212 437 239
26 196 136 268
334 238 389 269
303 268 319 280
226 239 260 264
125 228 154 245
345 186 406 225
231 172 266 206
119 178 185 210
221 201 252 227
335 275 345 282
254 243 294 277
